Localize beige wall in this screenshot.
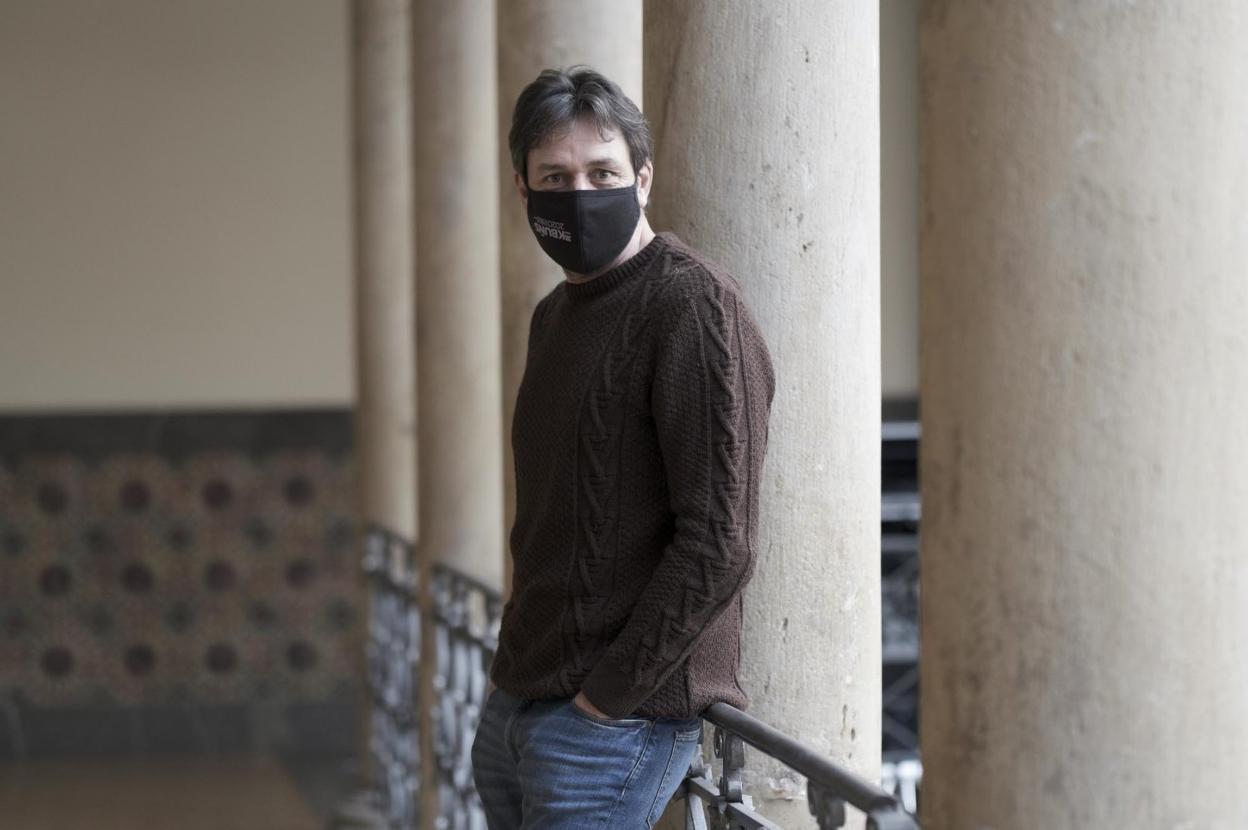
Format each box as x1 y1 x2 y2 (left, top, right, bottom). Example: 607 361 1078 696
881 0 920 401
0 0 918 412
0 0 353 412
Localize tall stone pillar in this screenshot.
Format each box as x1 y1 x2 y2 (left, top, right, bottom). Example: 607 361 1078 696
350 0 416 798
412 0 504 591
646 3 882 827
919 2 1248 827
352 0 417 545
496 0 641 603
412 0 503 825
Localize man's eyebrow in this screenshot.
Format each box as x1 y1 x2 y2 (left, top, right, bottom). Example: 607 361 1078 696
535 158 624 172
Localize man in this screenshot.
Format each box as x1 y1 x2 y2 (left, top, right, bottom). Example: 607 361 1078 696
470 65 775 829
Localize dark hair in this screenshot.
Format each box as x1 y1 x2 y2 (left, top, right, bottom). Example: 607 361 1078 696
509 65 653 186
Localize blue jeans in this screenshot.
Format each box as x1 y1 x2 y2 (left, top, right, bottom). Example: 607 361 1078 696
470 685 704 829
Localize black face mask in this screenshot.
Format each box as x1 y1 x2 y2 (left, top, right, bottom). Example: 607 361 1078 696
525 181 641 275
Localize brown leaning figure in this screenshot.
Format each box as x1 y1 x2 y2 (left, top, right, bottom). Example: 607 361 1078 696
470 64 775 830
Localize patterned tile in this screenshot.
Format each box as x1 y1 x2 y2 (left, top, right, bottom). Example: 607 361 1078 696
0 411 362 716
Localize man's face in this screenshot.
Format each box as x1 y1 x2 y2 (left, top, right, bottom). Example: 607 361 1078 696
516 115 652 204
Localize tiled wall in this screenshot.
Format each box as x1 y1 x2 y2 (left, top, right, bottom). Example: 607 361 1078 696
0 410 363 757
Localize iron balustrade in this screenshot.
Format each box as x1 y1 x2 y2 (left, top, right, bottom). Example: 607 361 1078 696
350 534 921 829
679 703 919 829
429 561 502 830
359 525 423 829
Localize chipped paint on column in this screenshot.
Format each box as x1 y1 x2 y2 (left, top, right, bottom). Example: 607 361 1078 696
646 2 882 827
352 0 417 543
496 0 641 604
920 1 1248 827
412 0 505 591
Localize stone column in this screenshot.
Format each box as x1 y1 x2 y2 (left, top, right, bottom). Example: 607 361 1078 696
496 0 641 603
350 0 416 801
352 0 417 545
645 3 881 827
412 0 504 824
412 0 504 592
919 2 1248 827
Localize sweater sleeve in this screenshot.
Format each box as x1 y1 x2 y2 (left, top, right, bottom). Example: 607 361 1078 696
579 279 775 718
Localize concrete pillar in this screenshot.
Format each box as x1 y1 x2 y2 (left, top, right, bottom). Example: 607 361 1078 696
645 3 881 827
350 0 416 801
496 0 641 604
352 0 417 545
412 0 504 591
919 2 1248 827
412 0 503 825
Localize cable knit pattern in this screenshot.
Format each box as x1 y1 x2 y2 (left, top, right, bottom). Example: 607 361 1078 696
559 268 665 692
490 231 775 720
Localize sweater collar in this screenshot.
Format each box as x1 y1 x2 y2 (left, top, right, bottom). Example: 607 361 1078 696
563 233 665 302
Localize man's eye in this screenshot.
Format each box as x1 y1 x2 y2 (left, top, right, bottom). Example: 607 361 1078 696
595 169 615 179
544 173 562 183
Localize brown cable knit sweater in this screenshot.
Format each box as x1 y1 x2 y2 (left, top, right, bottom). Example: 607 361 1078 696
488 230 775 720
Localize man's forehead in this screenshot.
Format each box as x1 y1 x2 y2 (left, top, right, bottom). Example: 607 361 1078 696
529 118 627 165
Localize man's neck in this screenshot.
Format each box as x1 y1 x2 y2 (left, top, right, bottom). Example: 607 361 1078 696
564 216 656 284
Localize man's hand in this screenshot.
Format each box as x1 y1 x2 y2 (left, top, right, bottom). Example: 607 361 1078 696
573 689 611 719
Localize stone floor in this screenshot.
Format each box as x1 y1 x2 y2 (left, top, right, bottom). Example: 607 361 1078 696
0 751 359 830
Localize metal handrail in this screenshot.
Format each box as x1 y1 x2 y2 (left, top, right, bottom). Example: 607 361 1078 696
688 702 921 829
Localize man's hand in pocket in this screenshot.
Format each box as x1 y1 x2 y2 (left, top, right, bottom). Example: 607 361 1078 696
572 690 611 719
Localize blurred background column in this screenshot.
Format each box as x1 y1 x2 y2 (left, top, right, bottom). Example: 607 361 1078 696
412 0 504 824
919 2 1248 826
350 0 417 806
410 0 504 612
495 0 641 604
645 2 882 827
351 0 418 546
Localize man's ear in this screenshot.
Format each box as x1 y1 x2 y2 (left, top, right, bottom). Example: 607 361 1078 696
637 159 654 210
514 171 528 206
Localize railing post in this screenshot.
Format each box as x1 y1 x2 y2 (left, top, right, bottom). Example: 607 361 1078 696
806 782 847 829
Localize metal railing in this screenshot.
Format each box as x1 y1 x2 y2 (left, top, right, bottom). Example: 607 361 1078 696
680 703 919 829
428 562 501 830
346 539 921 829
359 526 423 829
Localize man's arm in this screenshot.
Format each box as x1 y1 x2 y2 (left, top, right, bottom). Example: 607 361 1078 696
487 292 556 704
578 279 775 718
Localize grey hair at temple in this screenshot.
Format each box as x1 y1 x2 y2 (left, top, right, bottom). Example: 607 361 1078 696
508 65 654 186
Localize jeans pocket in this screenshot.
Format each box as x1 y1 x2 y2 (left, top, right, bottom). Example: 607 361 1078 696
565 697 652 729
644 723 704 827
674 720 704 742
